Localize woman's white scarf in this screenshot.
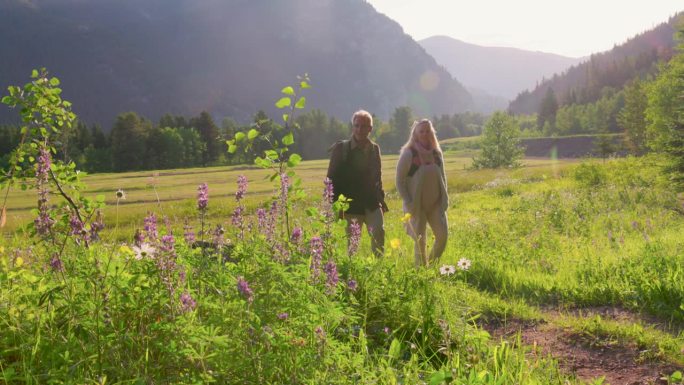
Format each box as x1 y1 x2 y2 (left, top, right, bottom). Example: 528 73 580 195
413 141 436 165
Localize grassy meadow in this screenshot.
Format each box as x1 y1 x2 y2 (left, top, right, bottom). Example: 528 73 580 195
2 152 684 384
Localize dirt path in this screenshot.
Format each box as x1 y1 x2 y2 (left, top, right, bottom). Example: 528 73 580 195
483 308 683 385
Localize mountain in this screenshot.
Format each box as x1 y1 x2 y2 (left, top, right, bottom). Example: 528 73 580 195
508 13 682 115
419 36 582 102
0 0 473 128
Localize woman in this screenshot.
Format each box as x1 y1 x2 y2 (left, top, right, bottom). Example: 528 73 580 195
396 119 449 267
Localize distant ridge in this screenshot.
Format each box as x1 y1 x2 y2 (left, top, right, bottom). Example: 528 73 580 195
0 0 473 127
419 36 581 102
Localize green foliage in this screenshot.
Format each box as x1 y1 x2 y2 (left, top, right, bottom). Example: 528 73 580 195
472 111 524 169
573 162 608 188
646 28 684 189
190 111 221 165
110 112 150 172
1 68 104 241
618 78 649 154
537 87 558 132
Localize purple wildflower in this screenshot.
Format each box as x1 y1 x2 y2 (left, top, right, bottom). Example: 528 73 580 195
280 173 290 203
69 214 84 235
197 183 208 211
324 259 339 294
180 292 196 312
36 147 51 179
133 229 144 248
347 279 358 292
89 210 105 242
277 312 289 320
291 227 303 243
323 177 335 204
50 255 63 272
183 221 195 244
34 147 54 236
231 206 244 228
178 267 187 284
310 236 324 281
160 234 175 254
348 219 361 255
266 201 278 242
256 208 267 231
237 276 254 303
273 242 290 263
235 175 248 202
69 214 89 244
144 213 158 242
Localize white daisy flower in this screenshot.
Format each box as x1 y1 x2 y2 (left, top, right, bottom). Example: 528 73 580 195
132 243 156 260
439 264 456 276
457 258 471 271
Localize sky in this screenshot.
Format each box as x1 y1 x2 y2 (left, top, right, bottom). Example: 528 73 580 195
366 0 683 58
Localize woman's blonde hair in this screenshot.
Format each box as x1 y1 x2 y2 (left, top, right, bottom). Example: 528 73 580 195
400 119 442 154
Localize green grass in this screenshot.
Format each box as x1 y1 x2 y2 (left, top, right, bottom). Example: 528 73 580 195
2 155 683 384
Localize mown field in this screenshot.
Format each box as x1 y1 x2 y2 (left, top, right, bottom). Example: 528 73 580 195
2 153 683 384
1 153 573 238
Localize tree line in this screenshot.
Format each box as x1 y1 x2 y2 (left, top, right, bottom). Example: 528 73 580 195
0 107 485 173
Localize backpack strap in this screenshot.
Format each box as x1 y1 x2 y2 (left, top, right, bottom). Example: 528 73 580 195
408 146 419 177
341 139 352 163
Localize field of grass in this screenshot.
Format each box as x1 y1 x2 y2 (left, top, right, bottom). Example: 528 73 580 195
2 154 683 384
1 153 576 237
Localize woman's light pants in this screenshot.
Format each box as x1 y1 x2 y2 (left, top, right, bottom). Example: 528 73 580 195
410 209 448 266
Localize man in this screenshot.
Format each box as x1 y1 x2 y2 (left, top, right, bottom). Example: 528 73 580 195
327 110 388 256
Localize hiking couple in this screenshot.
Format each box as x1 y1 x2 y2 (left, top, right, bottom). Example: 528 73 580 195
327 110 448 266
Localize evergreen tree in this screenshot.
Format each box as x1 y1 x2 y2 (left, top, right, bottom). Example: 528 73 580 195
177 127 205 167
646 29 684 189
472 111 524 169
618 78 648 155
537 87 558 133
110 112 149 171
91 124 108 149
190 111 220 165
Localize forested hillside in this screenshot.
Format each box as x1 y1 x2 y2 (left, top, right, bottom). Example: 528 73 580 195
0 0 473 127
509 13 682 114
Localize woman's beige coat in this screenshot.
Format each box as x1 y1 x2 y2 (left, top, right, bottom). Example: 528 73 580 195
395 148 449 228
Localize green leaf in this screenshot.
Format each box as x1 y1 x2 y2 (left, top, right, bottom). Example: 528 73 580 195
282 113 289 122
388 339 401 360
287 153 302 167
31 69 39 78
300 80 311 89
255 157 272 168
265 150 279 160
281 86 295 96
247 128 259 140
282 132 294 146
275 97 291 109
228 144 237 154
294 96 306 109
49 77 60 86
1 96 11 105
235 132 246 142
428 370 453 385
